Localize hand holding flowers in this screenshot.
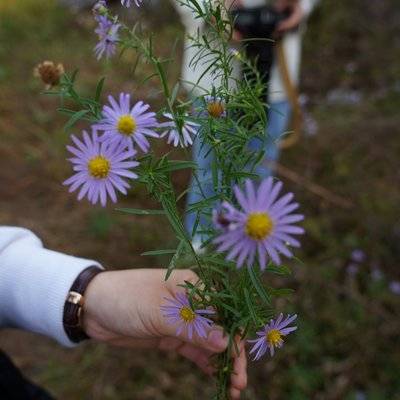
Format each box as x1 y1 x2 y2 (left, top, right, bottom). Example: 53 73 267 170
83 268 247 399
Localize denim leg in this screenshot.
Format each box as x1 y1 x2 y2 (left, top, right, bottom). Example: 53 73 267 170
185 135 215 237
248 100 292 179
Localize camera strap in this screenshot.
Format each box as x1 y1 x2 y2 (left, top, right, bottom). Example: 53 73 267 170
276 40 303 149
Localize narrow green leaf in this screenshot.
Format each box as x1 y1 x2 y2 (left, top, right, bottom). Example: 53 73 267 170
265 264 292 275
116 207 165 216
219 302 242 318
95 77 106 102
64 109 90 131
166 241 186 280
248 267 271 306
170 82 180 105
244 288 258 325
203 256 236 269
141 249 177 256
267 287 295 297
157 160 197 172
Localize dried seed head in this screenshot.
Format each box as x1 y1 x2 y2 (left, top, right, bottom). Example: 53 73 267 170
34 61 65 88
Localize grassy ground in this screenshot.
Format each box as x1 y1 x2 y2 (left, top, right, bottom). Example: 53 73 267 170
0 1 399 399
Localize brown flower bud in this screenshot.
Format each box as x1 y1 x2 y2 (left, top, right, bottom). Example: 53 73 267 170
34 61 65 89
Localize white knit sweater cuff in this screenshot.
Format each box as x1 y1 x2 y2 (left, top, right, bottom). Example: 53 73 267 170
0 230 101 347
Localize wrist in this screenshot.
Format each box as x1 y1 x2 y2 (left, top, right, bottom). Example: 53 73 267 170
63 266 103 343
82 270 115 342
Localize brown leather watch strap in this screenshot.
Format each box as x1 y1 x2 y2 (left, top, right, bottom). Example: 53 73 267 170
63 266 102 343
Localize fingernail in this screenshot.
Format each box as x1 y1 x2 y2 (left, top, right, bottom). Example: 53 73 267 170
208 330 228 350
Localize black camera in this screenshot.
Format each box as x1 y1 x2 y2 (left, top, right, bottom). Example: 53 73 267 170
230 6 288 88
230 6 287 39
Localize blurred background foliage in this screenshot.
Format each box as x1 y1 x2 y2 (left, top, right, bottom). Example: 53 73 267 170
0 0 399 399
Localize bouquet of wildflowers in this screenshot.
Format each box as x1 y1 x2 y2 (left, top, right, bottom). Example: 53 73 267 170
39 0 304 398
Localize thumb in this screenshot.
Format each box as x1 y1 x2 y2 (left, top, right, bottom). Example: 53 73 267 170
159 297 228 352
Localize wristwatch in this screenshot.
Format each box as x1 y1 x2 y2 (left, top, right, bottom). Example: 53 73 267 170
63 266 102 343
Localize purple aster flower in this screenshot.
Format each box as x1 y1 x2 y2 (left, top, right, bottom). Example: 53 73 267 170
355 391 367 400
121 0 142 7
161 292 214 339
213 178 305 269
212 203 242 232
93 0 108 18
371 264 383 281
389 281 400 295
351 249 366 263
159 113 199 148
94 93 159 153
63 129 138 207
346 263 359 276
94 16 121 60
248 314 297 360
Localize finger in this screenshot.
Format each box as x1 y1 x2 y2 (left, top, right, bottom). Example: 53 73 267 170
107 336 162 348
187 328 229 353
165 269 200 292
177 343 216 375
230 341 247 391
230 387 241 400
159 337 216 374
276 7 304 32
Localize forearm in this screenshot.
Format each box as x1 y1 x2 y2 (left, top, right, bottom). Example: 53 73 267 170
300 0 318 17
0 226 101 346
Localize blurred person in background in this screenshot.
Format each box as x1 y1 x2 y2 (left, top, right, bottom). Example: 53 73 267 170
174 0 317 247
0 227 247 399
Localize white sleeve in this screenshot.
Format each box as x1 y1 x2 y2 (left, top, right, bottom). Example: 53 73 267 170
171 0 206 32
0 226 102 347
300 0 319 18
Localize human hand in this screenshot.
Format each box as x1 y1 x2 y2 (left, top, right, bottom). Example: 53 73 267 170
274 0 305 34
232 29 242 42
83 269 247 399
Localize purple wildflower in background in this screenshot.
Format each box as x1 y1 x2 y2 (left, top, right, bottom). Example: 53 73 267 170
389 281 400 295
346 263 359 277
355 391 367 400
94 15 121 60
248 314 297 360
351 249 366 263
161 292 214 339
160 113 199 148
93 0 108 17
94 93 159 153
121 0 142 7
213 178 304 269
371 264 383 281
63 130 138 206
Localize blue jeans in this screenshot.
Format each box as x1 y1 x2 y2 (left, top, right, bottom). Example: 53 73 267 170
185 100 292 238
248 100 292 177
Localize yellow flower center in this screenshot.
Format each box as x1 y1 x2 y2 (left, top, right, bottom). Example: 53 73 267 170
245 212 274 241
267 329 283 346
207 101 225 118
180 306 196 323
117 114 136 136
88 156 110 179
